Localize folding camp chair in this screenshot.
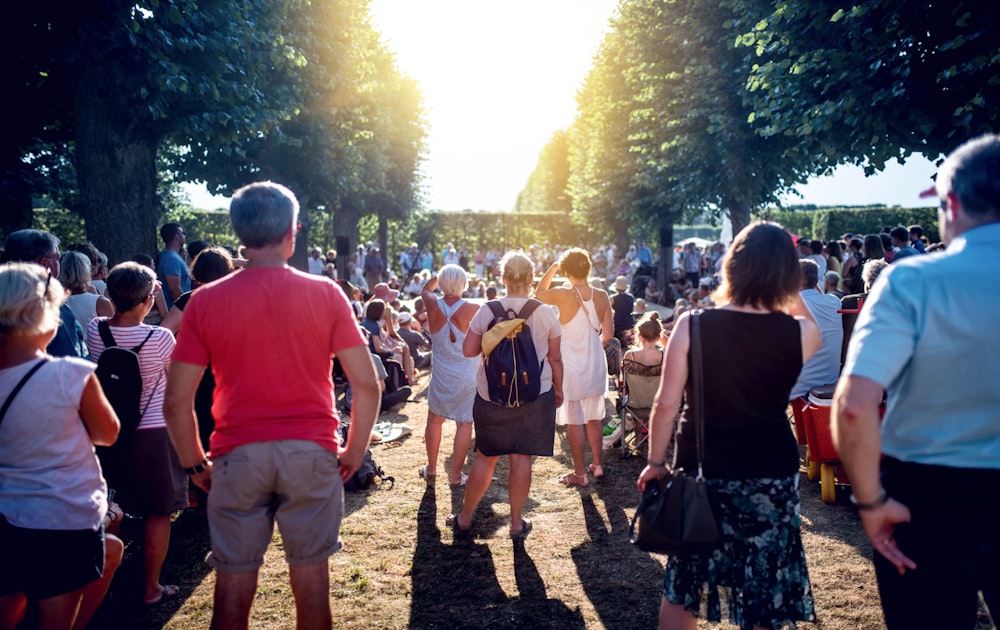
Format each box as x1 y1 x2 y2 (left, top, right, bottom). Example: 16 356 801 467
619 358 662 458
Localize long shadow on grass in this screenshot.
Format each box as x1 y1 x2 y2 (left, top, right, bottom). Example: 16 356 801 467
570 475 664 629
88 511 213 629
410 484 583 629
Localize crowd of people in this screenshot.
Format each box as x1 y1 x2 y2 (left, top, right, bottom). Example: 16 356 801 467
1 134 997 630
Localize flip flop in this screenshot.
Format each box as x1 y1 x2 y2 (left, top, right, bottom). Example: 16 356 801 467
588 464 605 479
418 465 436 480
558 472 589 487
445 513 473 537
145 584 179 606
449 472 468 488
510 518 533 539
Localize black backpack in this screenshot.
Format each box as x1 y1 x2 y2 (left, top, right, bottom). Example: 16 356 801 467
338 423 394 491
95 321 159 438
483 299 544 407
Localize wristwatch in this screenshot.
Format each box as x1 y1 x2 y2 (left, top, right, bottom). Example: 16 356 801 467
184 457 210 475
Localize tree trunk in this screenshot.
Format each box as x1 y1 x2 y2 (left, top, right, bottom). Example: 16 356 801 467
377 214 388 278
334 198 359 278
728 202 751 239
289 193 310 271
74 64 160 266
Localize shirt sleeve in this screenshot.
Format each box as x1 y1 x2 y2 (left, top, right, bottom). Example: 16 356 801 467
842 265 920 389
328 283 366 354
469 304 492 336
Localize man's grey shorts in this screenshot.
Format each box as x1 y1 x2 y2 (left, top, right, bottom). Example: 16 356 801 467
207 440 344 573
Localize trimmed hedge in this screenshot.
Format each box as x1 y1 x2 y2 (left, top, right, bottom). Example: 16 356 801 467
763 206 939 243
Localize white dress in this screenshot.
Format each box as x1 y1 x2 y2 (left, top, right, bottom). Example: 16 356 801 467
426 298 478 422
556 288 607 424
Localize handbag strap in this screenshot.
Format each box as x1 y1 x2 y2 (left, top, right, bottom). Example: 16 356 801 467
689 310 706 481
0 358 48 428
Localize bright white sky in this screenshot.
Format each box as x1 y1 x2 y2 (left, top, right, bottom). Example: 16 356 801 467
184 1 940 211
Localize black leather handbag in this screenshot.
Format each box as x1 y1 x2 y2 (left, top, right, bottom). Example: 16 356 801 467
629 311 720 554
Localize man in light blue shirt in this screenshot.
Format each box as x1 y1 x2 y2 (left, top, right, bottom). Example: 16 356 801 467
833 134 1000 629
789 259 842 400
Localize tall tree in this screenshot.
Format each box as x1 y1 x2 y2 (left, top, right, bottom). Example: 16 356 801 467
515 130 571 215
4 0 305 262
739 0 1000 171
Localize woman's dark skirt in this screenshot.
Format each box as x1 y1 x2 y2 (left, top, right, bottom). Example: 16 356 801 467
472 388 556 456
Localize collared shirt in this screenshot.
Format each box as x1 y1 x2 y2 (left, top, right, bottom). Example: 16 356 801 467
790 289 842 399
843 222 1000 469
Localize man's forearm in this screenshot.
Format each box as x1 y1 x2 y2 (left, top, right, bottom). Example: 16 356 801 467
833 375 885 503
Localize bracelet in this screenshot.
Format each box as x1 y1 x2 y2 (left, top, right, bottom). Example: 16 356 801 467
850 488 889 511
184 458 210 475
646 460 668 469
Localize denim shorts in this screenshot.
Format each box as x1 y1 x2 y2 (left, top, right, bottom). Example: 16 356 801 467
207 440 343 573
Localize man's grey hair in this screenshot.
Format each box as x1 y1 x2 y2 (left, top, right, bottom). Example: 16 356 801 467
862 258 889 292
824 270 841 288
230 182 300 249
1 229 59 264
437 263 468 297
799 258 819 289
936 133 1000 219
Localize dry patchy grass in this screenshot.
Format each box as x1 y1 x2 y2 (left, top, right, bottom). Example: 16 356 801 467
89 380 991 629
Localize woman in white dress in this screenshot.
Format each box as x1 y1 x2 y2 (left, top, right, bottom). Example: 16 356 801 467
537 248 613 485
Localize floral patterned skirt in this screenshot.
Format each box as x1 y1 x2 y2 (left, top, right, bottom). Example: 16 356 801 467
662 475 816 629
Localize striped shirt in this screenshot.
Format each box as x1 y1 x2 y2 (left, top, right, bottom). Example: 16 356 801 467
86 319 175 430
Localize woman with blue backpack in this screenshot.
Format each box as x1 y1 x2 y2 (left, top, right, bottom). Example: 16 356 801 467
446 251 563 539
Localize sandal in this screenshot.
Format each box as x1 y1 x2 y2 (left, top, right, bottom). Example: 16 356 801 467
445 513 472 537
510 518 533 539
145 584 179 606
418 465 436 480
449 472 468 488
588 464 605 479
558 472 589 487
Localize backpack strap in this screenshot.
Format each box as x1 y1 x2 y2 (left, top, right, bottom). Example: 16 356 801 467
487 300 506 320
517 299 542 320
0 358 48 428
98 320 117 348
131 328 157 353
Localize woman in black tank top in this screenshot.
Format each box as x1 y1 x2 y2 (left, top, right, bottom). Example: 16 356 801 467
637 222 823 629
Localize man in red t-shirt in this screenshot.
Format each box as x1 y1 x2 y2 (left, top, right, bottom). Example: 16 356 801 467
164 182 379 629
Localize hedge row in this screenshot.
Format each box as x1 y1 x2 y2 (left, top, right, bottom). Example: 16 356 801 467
764 206 939 244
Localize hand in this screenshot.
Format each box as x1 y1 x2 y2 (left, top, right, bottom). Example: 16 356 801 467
554 388 564 407
637 464 670 493
189 462 213 493
338 445 365 482
859 498 917 574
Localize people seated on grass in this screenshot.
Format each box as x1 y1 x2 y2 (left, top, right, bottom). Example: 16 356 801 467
447 250 562 538
397 311 432 371
537 248 613 485
59 250 114 327
361 299 414 385
86 262 183 606
643 277 664 306
0 263 122 630
789 259 844 402
419 265 480 487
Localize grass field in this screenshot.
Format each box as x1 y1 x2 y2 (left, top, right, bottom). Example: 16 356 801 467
88 377 992 629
